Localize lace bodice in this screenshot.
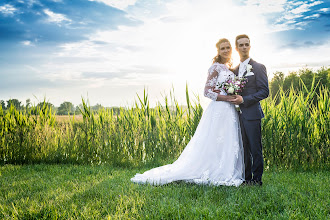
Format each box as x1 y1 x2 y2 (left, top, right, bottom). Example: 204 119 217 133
204 62 235 101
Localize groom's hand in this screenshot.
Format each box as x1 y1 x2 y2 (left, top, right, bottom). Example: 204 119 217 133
230 95 243 105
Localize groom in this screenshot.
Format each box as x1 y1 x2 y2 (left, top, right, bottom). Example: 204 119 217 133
231 34 269 186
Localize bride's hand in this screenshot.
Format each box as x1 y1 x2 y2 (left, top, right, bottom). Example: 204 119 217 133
225 95 236 102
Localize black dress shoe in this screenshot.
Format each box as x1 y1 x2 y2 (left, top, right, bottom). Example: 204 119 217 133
241 180 253 186
251 180 263 186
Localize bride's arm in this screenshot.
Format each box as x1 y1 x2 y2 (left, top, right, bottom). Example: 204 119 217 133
204 68 232 102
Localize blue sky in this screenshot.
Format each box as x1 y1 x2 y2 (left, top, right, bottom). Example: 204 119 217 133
1 0 330 107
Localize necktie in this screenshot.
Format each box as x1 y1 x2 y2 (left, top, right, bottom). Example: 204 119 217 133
239 63 245 77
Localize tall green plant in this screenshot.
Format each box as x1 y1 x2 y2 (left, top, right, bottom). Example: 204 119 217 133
0 86 328 170
261 82 329 170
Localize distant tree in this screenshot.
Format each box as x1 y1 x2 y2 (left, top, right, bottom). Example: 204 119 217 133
0 100 5 110
313 67 329 92
7 99 22 110
110 107 121 115
269 67 330 104
283 72 300 92
270 71 284 98
35 101 56 114
57 102 75 115
26 99 31 111
297 68 315 91
75 104 83 115
91 103 103 113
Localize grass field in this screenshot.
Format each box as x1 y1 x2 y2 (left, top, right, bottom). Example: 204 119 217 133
0 164 329 219
0 83 329 219
55 115 83 122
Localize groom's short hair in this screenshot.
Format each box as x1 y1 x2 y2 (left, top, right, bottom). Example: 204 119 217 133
235 34 250 47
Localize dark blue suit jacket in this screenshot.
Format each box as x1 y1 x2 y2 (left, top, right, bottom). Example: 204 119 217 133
233 59 269 120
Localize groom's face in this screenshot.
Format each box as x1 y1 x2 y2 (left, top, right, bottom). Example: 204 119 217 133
236 38 251 59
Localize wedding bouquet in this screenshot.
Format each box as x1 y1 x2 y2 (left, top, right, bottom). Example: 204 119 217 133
218 76 248 112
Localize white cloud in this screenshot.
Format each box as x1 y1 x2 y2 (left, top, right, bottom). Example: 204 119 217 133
0 4 17 16
44 0 277 107
319 7 330 12
304 14 320 19
290 1 322 14
283 13 303 20
25 0 42 8
267 0 324 32
88 0 138 10
244 0 287 14
10 0 329 107
21 41 34 46
43 9 71 25
267 42 330 77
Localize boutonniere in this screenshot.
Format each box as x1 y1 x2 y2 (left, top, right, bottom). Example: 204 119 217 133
246 64 253 73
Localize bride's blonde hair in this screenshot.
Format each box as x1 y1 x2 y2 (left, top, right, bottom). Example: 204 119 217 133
212 38 233 68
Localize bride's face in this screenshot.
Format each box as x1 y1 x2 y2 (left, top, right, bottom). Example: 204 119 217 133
218 42 232 61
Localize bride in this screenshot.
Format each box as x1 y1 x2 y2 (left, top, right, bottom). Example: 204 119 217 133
131 38 244 187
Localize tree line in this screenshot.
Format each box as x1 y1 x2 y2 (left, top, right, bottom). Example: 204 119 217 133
0 99 121 115
269 67 330 99
1 67 329 115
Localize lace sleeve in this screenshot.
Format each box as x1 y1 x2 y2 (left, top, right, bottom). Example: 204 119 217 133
204 64 220 101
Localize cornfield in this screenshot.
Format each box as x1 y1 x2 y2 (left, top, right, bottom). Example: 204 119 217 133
0 84 329 170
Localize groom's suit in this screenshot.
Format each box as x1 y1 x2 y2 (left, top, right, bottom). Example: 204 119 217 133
233 58 269 182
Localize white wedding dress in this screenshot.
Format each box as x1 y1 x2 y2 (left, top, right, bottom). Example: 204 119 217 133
131 63 244 187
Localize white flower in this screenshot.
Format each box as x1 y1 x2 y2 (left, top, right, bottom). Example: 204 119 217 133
246 64 253 72
227 87 235 94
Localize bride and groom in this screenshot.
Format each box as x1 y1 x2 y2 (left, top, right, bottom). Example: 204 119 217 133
131 34 269 187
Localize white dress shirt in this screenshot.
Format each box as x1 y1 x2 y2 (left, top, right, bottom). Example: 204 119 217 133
238 58 251 77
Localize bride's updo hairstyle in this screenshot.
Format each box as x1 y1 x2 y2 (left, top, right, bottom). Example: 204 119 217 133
212 38 233 68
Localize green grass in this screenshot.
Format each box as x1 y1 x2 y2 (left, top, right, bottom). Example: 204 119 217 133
0 164 329 219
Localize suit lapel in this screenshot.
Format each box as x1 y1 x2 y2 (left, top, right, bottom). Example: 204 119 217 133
242 58 253 77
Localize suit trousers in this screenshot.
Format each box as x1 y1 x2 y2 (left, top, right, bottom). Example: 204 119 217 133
239 115 264 181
